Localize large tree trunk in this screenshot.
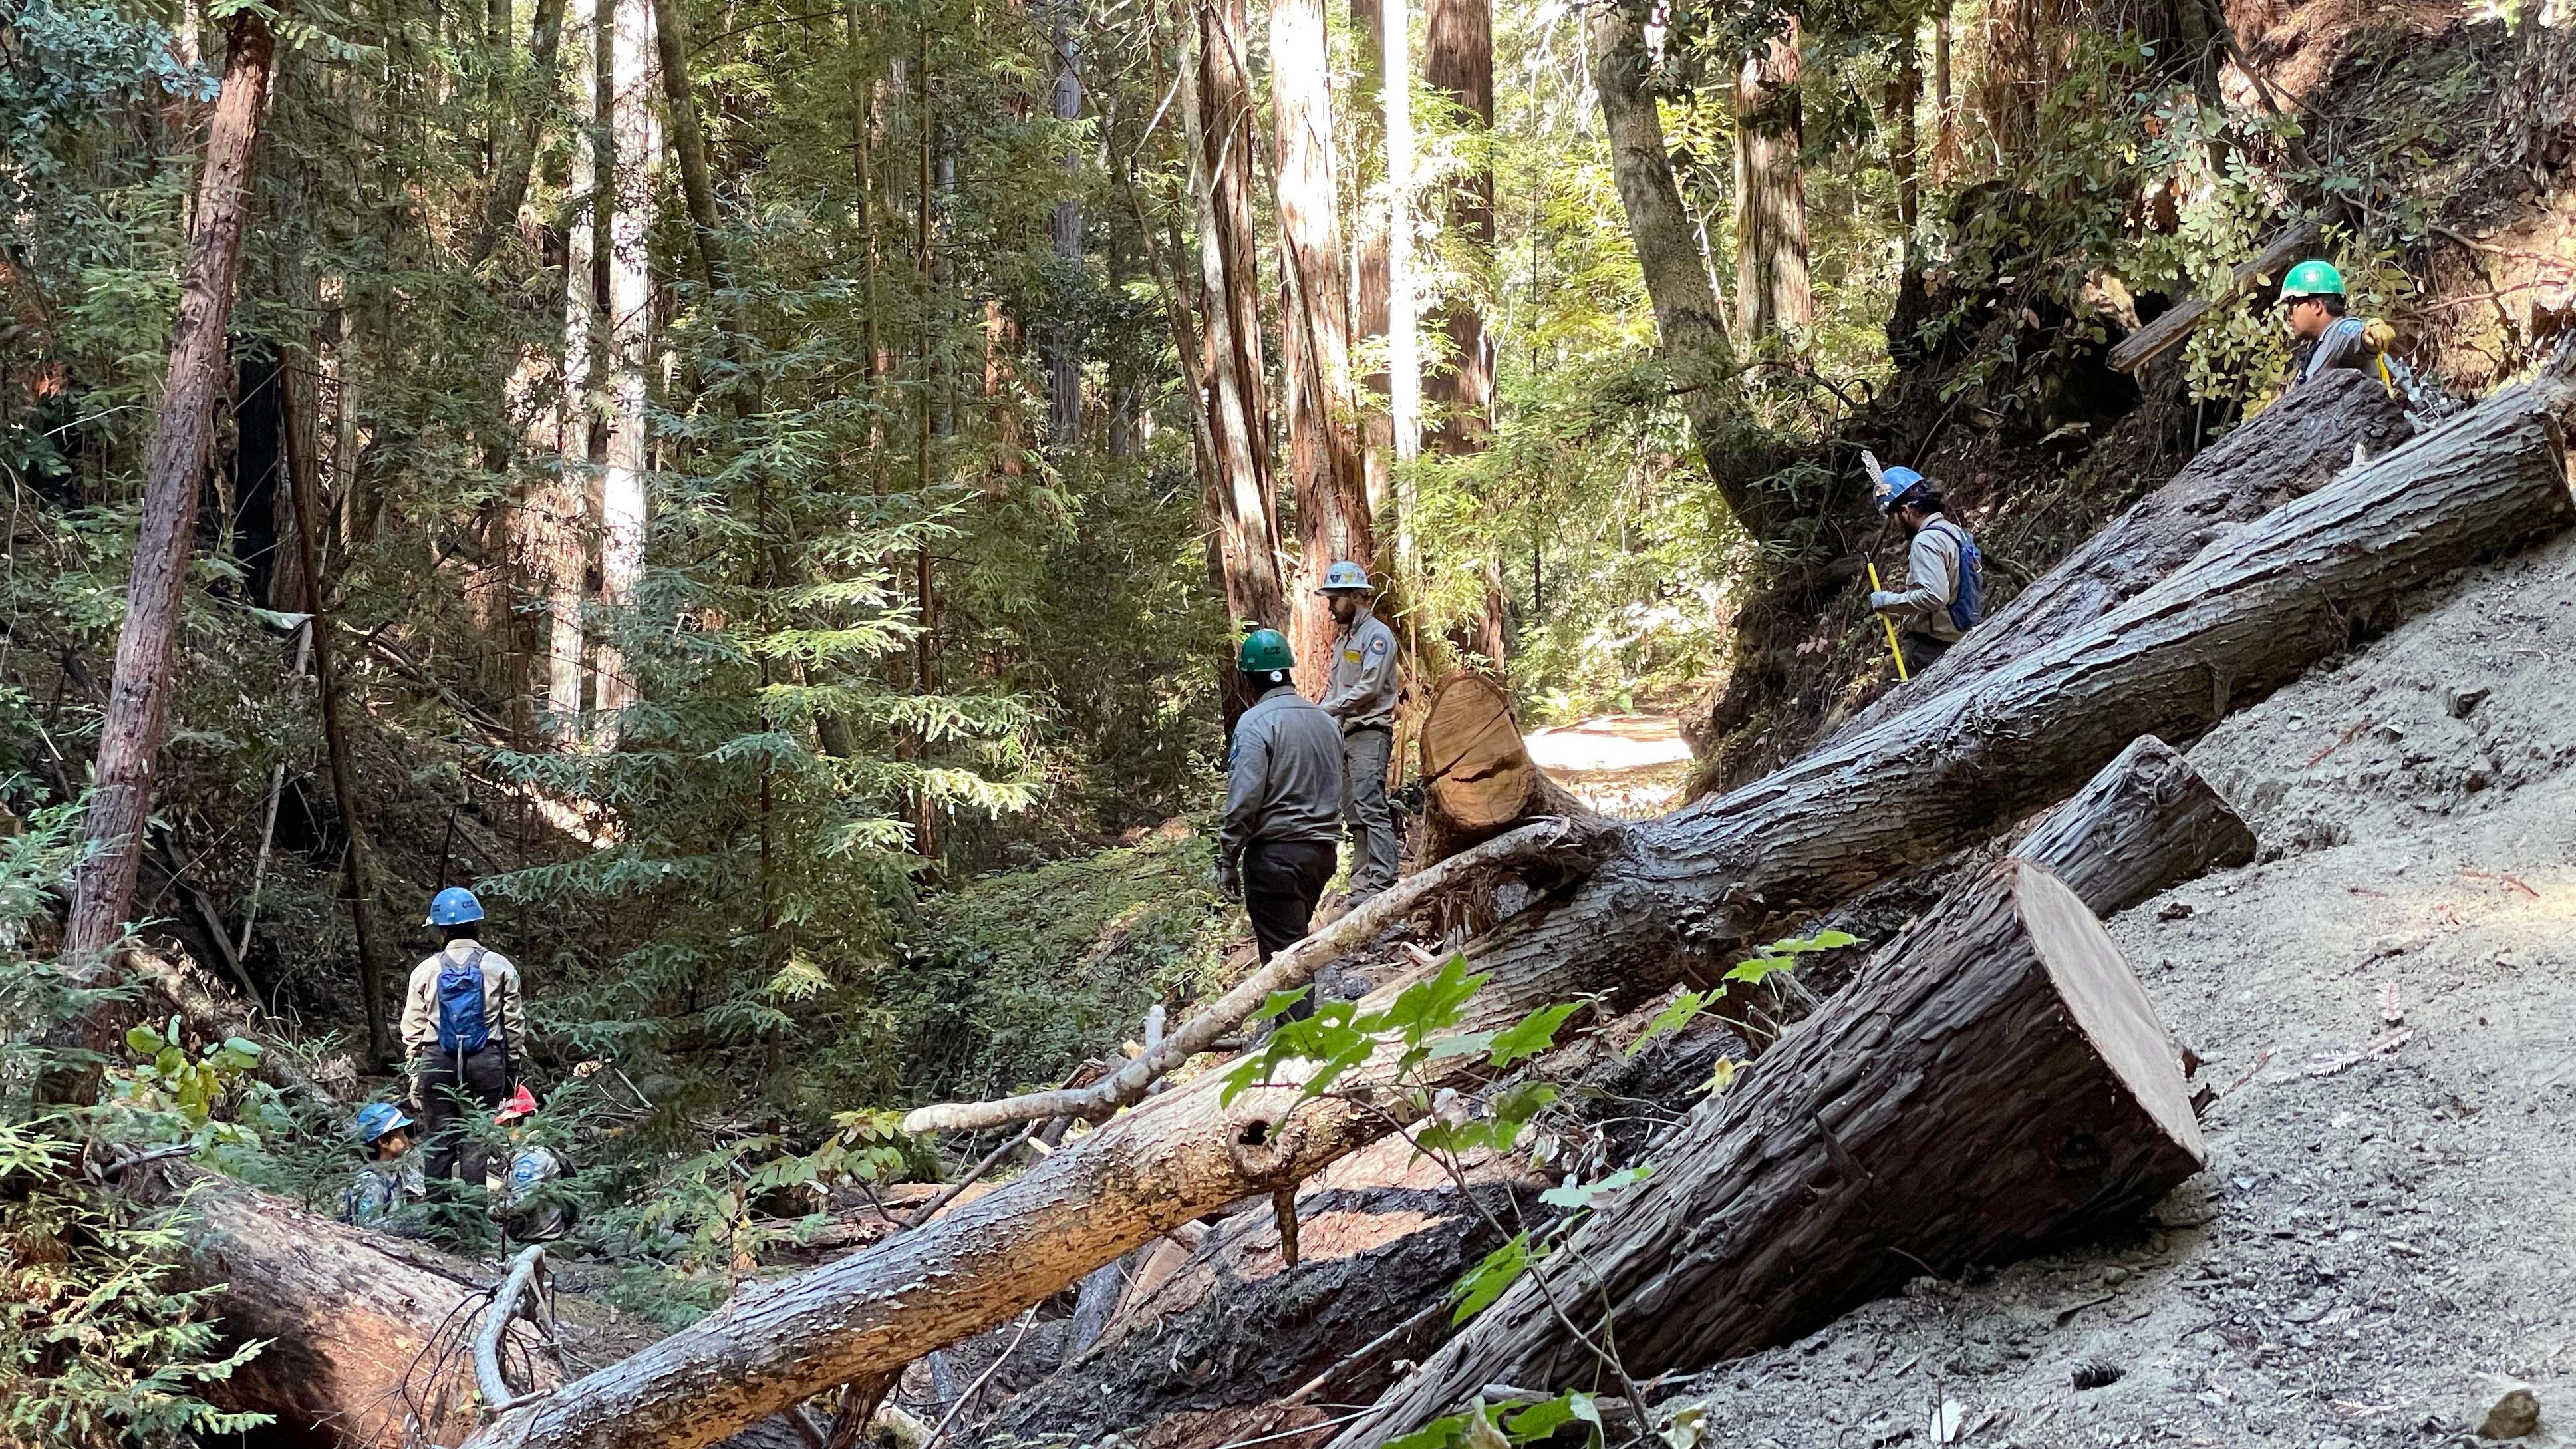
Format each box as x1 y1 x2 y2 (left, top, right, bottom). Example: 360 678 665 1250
972 732 2249 1449
466 381 2570 1449
1732 22 1810 340
1048 0 1083 447
595 0 653 743
1589 5 1782 542
1193 0 1286 647
1273 0 1376 691
472 0 572 262
154 1168 563 1446
536 0 601 744
1832 367 2412 740
57 11 277 1089
1422 0 1493 457
1336 858 2206 1444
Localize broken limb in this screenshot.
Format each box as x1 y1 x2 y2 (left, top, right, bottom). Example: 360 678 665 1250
899 815 1612 1136
477 1246 550 1414
468 379 2567 1449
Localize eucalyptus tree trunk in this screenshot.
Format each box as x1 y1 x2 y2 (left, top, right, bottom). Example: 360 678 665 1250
1733 22 1811 340
59 11 278 1082
1273 0 1375 691
596 0 654 743
1191 0 1288 642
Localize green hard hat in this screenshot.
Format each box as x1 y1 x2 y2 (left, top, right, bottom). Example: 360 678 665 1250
2280 259 2345 299
1238 628 1294 675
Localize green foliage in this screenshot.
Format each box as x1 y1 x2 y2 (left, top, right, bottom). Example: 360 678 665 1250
1385 1392 1606 1449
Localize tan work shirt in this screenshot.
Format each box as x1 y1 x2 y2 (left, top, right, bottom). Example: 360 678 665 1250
399 938 529 1055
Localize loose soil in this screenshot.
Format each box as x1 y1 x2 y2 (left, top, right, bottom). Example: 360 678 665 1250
1657 532 2576 1447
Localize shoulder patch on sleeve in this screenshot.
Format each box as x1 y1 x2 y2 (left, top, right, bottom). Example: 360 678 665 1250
1367 636 1389 655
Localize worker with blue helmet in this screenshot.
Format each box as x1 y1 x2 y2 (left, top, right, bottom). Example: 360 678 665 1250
399 886 529 1194
1864 451 1985 671
343 1101 423 1227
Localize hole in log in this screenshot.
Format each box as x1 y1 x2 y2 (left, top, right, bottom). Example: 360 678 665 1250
1238 1120 1272 1146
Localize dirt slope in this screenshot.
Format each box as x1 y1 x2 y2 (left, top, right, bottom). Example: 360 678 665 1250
1658 532 2576 1448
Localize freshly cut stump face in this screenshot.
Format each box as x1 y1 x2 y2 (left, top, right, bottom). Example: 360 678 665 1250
2025 866 2206 1166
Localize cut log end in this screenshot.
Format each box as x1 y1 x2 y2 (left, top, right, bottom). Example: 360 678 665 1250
2015 860 2206 1169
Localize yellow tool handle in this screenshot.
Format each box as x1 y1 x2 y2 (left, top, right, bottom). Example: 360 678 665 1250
1868 562 1910 681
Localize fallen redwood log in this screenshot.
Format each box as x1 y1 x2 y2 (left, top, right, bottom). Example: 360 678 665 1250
1336 857 2207 1446
973 732 2249 1449
1836 367 2411 738
1415 673 1605 862
466 379 2569 1449
154 1167 563 1446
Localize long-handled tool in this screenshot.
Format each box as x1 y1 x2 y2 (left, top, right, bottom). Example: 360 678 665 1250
1866 562 1909 681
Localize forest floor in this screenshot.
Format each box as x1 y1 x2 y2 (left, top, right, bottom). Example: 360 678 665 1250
1657 532 2576 1448
1523 714 1692 817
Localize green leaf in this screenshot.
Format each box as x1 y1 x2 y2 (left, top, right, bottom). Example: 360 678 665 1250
1626 988 1713 1058
1253 987 1313 1021
1488 1002 1580 1069
1377 957 1490 1047
221 1036 264 1060
1385 1418 1468 1449
126 1025 165 1056
1449 1232 1534 1325
1503 1392 1590 1443
1536 1163 1653 1211
1420 1031 1497 1060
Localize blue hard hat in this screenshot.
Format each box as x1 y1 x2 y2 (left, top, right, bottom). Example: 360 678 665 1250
357 1101 415 1144
1872 465 1934 515
426 886 484 927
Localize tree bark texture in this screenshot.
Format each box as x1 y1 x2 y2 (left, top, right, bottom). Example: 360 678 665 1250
1334 859 2206 1445
1049 0 1083 447
537 0 603 743
1349 0 1394 519
1421 0 1493 456
1273 0 1376 693
1590 5 1784 542
1733 22 1811 340
1834 367 2412 740
61 8 277 1009
1192 0 1288 637
281 351 396 1067
596 0 653 739
156 1167 563 1446
467 384 2568 1449
649 0 728 298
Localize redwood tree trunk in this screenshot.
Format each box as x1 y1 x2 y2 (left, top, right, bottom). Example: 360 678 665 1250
59 11 277 1073
1733 21 1811 340
595 0 653 741
1274 0 1375 691
1193 0 1288 641
472 0 573 262
464 381 2570 1449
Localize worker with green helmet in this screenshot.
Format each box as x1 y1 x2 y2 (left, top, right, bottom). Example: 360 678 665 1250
1214 628 1345 1011
2280 258 2399 391
1315 561 1401 899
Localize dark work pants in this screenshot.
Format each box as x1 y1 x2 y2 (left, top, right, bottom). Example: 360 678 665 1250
1340 726 1399 895
415 1041 511 1189
1902 631 1956 669
1244 838 1338 1020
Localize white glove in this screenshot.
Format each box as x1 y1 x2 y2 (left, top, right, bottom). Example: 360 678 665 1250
1869 589 1902 613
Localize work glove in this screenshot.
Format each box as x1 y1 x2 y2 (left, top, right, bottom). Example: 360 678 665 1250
1207 862 1241 903
2363 318 2397 353
1869 589 1902 614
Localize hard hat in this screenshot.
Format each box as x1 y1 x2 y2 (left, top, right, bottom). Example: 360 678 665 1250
426 886 484 927
2279 259 2346 300
1316 560 1371 594
494 1084 539 1124
357 1100 415 1144
1872 465 1934 516
1238 628 1295 680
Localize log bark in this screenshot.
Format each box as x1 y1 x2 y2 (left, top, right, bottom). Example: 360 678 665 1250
59 10 277 1074
1417 673 1604 862
1334 858 2207 1444
155 1168 563 1446
2007 735 2253 913
468 381 2567 1449
1834 367 2412 738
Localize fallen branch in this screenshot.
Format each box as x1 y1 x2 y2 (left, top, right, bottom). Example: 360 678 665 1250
901 816 1611 1136
477 1246 549 1415
2108 218 2319 372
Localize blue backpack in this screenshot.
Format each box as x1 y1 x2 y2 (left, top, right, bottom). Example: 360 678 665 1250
434 947 491 1054
1929 521 1984 633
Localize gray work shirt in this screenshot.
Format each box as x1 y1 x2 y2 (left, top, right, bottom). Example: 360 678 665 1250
1889 514 1970 644
1320 611 1401 730
2297 317 2379 385
1220 685 1346 869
